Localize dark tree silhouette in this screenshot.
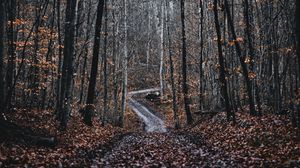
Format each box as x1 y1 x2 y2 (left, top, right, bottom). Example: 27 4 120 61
84 0 105 126
180 0 193 125
0 0 5 112
213 0 234 122
59 0 77 130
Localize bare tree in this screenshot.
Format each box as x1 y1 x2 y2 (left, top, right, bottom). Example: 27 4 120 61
59 0 77 130
84 0 105 126
119 0 128 127
166 1 180 129
0 0 5 112
224 0 256 116
296 0 300 128
181 0 193 125
213 0 234 122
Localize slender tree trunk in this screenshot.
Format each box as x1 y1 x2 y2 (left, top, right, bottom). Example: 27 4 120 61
5 0 16 110
296 0 300 128
79 51 88 104
213 0 234 122
198 0 204 112
42 0 56 109
59 0 77 130
31 3 41 107
111 0 119 125
102 1 108 126
244 0 262 115
78 0 92 105
146 1 151 70
180 0 193 125
56 0 63 117
224 0 256 116
159 1 165 97
0 0 5 112
84 0 105 126
244 0 254 71
166 1 180 129
273 41 281 114
120 0 128 127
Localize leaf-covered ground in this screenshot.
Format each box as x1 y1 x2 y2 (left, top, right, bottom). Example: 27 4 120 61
93 112 300 167
0 109 127 167
185 112 300 167
97 132 238 167
136 98 300 167
1 106 300 167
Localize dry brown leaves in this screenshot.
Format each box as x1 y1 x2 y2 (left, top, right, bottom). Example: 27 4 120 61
186 112 300 167
0 108 125 167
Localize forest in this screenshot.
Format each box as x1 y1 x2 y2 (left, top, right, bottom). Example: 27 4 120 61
0 0 300 167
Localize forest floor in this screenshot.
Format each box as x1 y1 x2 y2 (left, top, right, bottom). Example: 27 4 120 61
0 108 128 167
1 98 300 167
97 95 300 167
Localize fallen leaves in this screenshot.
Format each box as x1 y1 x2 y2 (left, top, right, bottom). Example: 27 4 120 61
0 108 126 167
186 112 300 167
2 104 300 167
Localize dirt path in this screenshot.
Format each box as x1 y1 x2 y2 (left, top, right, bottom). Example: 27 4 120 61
94 132 237 167
128 98 166 133
128 88 166 133
90 89 237 167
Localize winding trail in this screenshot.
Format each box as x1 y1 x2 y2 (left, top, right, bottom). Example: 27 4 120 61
90 89 237 167
128 88 166 133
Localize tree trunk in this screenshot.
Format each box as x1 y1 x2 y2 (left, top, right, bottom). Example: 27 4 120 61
159 1 165 97
146 2 151 70
84 0 105 126
296 0 300 128
5 0 16 110
198 0 204 112
0 0 5 112
111 0 120 126
224 0 256 116
59 0 77 131
166 1 180 129
56 0 63 118
244 0 261 115
102 1 108 126
78 0 92 105
42 0 56 109
213 0 234 122
120 0 128 127
180 0 193 125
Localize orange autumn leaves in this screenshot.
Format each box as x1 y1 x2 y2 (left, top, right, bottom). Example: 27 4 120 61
213 37 244 47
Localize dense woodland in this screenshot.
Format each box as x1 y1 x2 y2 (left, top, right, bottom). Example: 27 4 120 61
0 0 300 167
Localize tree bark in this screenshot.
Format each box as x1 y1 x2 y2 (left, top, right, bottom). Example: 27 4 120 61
146 2 151 70
5 0 16 110
180 0 193 125
198 0 204 112
244 0 262 115
224 0 256 116
296 0 300 128
0 0 5 112
166 1 180 129
56 0 63 117
59 0 77 130
102 1 108 126
213 0 234 122
120 0 128 127
111 0 120 126
84 0 105 126
159 1 165 97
